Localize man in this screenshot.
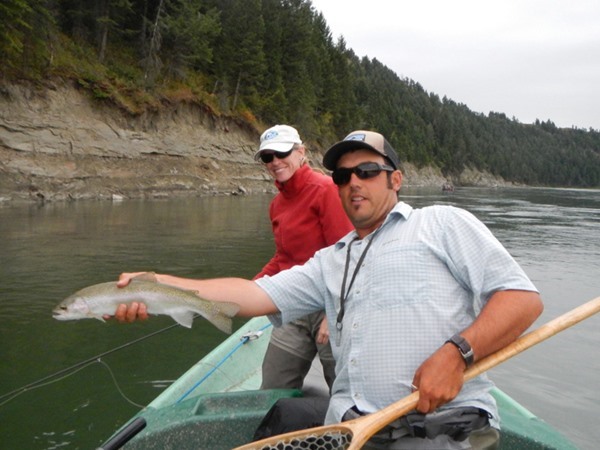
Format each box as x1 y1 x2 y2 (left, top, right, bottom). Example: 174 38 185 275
115 130 543 449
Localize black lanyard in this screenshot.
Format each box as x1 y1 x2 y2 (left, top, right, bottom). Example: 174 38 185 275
335 226 384 346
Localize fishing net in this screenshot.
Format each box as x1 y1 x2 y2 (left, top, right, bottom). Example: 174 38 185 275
253 431 352 450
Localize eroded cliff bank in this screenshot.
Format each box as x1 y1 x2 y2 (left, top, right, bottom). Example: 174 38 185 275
0 81 510 203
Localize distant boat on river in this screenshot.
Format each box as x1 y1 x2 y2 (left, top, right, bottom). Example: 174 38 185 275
442 182 455 192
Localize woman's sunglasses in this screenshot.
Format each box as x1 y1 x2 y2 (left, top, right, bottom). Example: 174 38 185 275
259 149 293 164
332 162 394 186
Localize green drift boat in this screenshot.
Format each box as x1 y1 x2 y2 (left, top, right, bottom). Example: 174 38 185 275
102 316 578 450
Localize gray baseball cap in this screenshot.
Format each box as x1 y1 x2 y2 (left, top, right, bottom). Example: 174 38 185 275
323 130 400 170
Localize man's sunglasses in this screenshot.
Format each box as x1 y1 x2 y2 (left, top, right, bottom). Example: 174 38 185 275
332 162 395 186
259 149 293 164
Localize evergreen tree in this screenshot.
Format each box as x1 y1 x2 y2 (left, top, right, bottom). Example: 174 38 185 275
1 0 598 187
161 0 220 79
0 0 53 74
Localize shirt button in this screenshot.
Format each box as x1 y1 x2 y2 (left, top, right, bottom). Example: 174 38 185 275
353 323 358 329
354 393 361 400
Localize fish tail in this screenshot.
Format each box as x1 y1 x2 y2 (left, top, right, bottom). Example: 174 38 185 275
191 301 238 334
208 314 233 334
215 301 240 318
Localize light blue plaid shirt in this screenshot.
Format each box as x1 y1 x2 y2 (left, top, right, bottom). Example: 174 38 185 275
256 202 538 427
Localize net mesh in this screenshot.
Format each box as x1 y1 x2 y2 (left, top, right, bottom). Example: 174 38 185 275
255 431 352 450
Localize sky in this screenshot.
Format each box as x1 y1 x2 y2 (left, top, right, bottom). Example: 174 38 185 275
310 0 600 130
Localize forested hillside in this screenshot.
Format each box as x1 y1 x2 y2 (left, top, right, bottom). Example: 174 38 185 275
2 0 599 186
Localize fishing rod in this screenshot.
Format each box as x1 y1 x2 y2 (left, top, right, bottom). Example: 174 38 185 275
0 320 183 407
175 322 273 404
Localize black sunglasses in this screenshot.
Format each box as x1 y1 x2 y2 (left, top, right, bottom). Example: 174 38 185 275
332 162 394 186
259 149 293 164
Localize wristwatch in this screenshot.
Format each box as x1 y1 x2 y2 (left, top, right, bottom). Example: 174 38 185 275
445 334 474 367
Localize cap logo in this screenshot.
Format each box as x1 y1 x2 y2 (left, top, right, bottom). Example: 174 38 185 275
346 133 366 142
264 130 279 141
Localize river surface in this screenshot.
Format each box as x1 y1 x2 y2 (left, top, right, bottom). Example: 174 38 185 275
0 187 598 450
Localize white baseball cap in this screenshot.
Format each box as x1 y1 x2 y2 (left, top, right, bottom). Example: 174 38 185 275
254 125 302 160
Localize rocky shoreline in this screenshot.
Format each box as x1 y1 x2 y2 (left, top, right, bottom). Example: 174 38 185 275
0 81 512 203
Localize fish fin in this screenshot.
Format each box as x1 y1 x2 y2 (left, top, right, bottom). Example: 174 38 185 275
132 272 158 282
170 310 194 328
94 315 106 323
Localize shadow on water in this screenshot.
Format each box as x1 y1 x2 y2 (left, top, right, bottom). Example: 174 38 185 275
0 188 598 449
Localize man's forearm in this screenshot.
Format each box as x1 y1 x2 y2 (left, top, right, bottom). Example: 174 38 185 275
462 290 543 362
154 274 278 317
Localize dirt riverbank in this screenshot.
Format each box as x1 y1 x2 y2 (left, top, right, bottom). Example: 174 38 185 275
0 81 511 203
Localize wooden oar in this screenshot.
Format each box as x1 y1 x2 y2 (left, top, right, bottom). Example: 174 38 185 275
235 296 600 450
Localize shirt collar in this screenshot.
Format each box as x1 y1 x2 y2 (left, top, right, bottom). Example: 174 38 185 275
389 201 413 220
335 201 413 249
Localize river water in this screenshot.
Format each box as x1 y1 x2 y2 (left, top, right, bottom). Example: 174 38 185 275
0 187 598 450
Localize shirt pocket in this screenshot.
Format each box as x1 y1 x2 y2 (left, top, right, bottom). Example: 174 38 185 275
368 241 443 309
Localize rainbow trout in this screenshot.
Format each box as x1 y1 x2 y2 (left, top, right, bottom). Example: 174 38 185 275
53 275 239 334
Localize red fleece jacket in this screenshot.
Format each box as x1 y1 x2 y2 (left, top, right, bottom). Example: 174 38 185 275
255 164 353 279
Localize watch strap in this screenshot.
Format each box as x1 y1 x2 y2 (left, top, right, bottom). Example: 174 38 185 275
445 333 474 367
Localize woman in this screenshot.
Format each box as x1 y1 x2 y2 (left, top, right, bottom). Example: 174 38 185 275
254 124 353 392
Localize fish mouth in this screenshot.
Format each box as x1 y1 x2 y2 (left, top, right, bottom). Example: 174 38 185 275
52 309 70 320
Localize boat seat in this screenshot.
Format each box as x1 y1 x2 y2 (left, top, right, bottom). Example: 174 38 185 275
123 389 303 450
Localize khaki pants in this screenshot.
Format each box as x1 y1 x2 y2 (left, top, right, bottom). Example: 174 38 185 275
261 311 335 391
